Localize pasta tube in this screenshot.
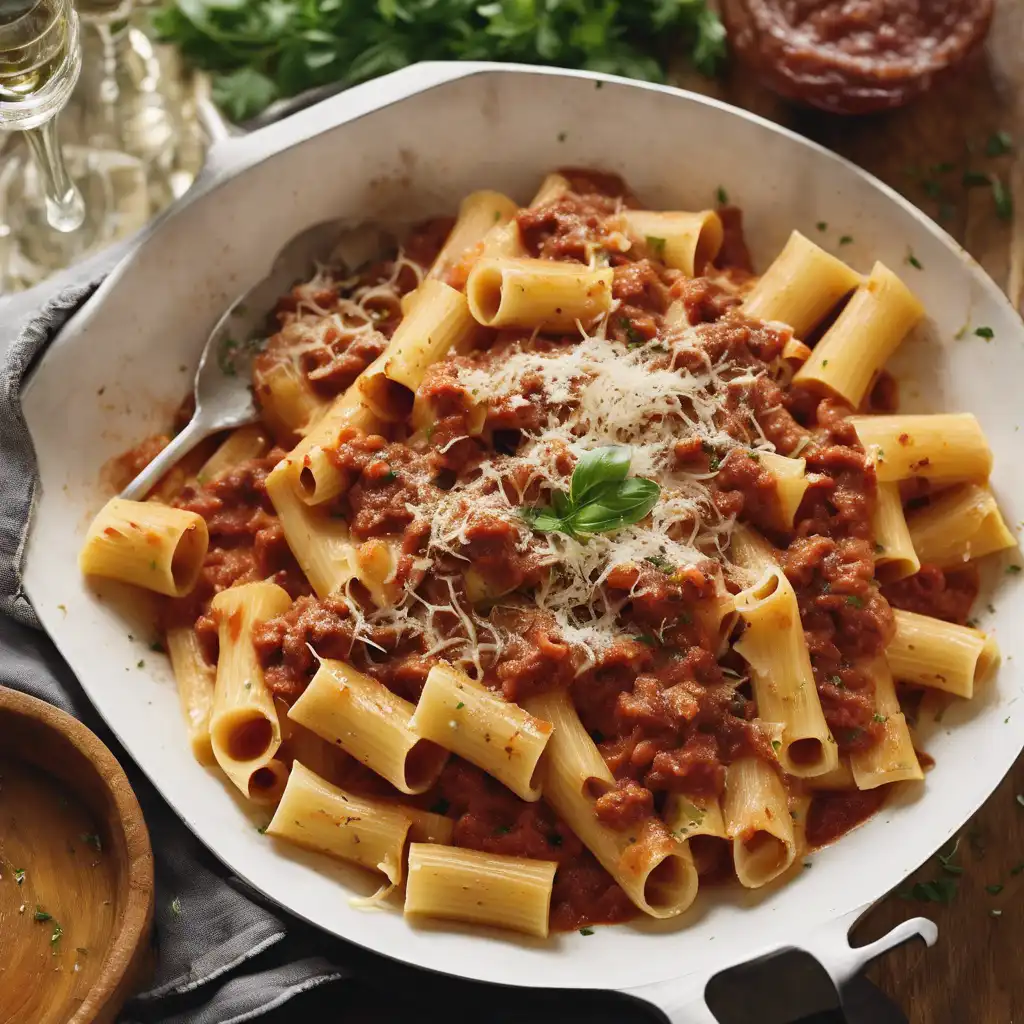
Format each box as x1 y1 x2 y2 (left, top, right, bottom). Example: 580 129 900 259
886 609 1000 699
265 462 358 598
722 757 796 888
289 658 448 795
742 231 861 338
850 658 923 789
906 484 1016 569
210 581 292 799
429 190 519 280
79 498 208 597
622 210 724 276
872 482 920 582
796 262 924 407
196 425 271 486
166 625 216 767
408 663 552 802
523 689 698 919
466 257 613 332
404 843 557 939
267 762 412 886
850 414 992 485
664 793 730 877
733 567 840 778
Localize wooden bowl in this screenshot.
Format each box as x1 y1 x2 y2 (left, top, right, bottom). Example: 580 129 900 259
0 686 155 1024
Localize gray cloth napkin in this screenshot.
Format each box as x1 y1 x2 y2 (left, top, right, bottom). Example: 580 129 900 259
0 257 346 1023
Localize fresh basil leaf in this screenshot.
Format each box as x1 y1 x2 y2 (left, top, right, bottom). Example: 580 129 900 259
570 446 632 508
570 477 660 534
551 490 574 520
520 507 568 534
212 68 279 122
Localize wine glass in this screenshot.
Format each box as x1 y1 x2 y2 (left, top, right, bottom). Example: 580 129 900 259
0 0 85 232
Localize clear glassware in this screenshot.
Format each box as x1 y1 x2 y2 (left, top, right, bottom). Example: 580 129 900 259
0 0 85 232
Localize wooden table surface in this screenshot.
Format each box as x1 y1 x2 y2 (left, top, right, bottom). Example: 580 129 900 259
674 2 1024 1021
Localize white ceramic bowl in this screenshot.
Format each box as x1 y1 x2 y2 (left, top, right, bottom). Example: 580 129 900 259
23 63 1024 1021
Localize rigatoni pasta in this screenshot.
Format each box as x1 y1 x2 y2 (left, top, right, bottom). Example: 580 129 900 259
404 843 557 938
906 483 1016 568
409 662 552 802
741 230 861 338
209 581 292 799
267 762 412 886
466 257 613 331
795 262 924 407
79 498 208 597
733 567 840 778
289 658 448 795
886 609 1000 699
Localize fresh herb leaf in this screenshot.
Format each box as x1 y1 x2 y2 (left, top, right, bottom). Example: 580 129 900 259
155 0 726 122
579 927 595 936
521 446 660 538
906 250 923 270
899 878 959 904
992 177 1013 222
985 131 1013 157
771 740 781 752
986 883 1004 895
645 235 667 258
455 701 465 710
570 477 661 534
838 235 853 245
644 554 674 574
963 170 992 187
1007 564 1021 574
34 906 52 922
872 714 888 724
845 595 865 609
633 633 658 647
50 921 63 952
569 446 631 507
816 221 827 232
975 326 995 339
716 186 728 205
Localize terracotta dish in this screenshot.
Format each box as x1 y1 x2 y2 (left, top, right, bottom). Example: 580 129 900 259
722 0 995 115
0 687 154 1024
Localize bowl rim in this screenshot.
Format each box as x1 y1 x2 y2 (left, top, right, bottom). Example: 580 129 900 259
0 685 154 1023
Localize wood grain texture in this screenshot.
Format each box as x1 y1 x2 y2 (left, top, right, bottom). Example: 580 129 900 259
0 687 155 1024
673 2 1024 1020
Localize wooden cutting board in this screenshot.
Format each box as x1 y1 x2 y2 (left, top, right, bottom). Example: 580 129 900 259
672 2 1024 1020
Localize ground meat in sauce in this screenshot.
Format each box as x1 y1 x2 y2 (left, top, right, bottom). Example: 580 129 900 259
141 174 967 932
883 564 980 626
162 451 310 665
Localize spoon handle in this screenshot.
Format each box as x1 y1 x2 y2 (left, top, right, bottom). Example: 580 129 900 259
120 416 212 501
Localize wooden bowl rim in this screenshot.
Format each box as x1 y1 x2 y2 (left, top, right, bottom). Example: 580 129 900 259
0 685 155 1023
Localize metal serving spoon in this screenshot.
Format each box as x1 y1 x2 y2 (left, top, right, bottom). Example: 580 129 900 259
120 218 347 501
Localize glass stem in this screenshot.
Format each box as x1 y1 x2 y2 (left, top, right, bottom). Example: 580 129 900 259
23 116 86 233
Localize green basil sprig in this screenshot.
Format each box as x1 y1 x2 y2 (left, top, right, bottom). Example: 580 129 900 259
521 446 660 537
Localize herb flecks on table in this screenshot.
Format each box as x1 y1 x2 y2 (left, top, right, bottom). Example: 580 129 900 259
153 0 726 122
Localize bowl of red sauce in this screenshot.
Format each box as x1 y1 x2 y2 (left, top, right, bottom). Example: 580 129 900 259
722 0 995 115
